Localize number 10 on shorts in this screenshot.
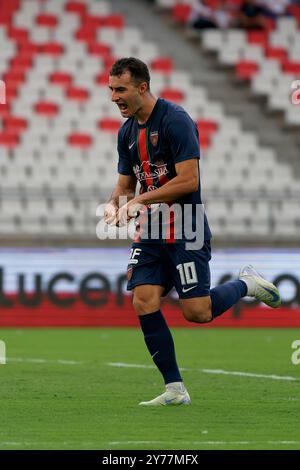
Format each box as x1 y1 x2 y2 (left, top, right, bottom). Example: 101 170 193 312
176 262 198 286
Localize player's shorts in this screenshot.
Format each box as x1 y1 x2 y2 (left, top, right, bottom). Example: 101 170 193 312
126 240 211 299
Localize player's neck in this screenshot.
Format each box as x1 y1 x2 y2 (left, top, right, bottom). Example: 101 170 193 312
136 94 157 125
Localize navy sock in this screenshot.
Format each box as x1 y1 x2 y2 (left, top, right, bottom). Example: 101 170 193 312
210 280 247 318
139 310 182 385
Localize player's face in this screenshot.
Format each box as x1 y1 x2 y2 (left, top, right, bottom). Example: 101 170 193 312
108 72 145 118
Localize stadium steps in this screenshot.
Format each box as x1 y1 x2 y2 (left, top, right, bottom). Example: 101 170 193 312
123 0 300 176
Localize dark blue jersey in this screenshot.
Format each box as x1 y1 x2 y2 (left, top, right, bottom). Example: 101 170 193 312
117 98 212 243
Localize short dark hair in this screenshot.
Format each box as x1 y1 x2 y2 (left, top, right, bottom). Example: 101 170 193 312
110 57 150 90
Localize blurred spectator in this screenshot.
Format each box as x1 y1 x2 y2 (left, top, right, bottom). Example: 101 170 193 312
234 0 266 30
258 0 290 18
189 0 232 30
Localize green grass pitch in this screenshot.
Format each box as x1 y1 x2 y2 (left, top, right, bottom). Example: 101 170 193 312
0 327 300 450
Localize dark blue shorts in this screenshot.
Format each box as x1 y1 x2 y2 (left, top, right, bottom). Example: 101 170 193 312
127 241 211 299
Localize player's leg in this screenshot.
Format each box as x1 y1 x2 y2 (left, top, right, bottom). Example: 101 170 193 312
180 268 281 323
132 284 191 406
127 245 190 405
169 241 244 324
180 280 248 324
171 242 281 324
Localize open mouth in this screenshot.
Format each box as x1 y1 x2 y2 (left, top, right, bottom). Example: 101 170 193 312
117 103 128 113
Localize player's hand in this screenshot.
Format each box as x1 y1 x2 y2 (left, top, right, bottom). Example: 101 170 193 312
116 200 145 227
104 201 118 225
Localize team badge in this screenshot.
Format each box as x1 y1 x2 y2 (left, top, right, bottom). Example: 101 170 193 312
150 131 159 147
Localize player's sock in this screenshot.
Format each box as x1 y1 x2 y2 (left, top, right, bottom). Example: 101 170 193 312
210 280 247 318
139 310 182 384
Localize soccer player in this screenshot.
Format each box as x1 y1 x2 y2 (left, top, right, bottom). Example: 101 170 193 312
104 57 281 406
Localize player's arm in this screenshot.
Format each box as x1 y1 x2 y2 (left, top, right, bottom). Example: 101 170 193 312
104 174 137 224
116 159 199 226
137 159 199 205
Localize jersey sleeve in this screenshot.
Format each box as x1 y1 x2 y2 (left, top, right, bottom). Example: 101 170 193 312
117 127 134 176
166 111 200 164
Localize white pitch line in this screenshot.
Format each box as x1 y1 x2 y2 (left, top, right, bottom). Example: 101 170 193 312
106 362 189 371
202 368 300 382
106 362 300 382
106 362 155 369
108 440 300 446
1 440 299 447
7 357 83 365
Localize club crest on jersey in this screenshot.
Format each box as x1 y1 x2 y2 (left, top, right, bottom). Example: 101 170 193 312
150 131 159 147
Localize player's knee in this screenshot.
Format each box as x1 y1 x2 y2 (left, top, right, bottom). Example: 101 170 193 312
183 306 212 324
132 295 159 315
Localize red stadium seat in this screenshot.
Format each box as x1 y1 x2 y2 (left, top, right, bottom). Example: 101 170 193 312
68 133 93 147
3 116 27 133
235 61 259 80
66 87 89 101
197 119 218 135
95 72 110 86
88 42 111 57
98 118 121 133
282 61 300 74
287 5 300 27
104 56 117 69
198 133 211 149
0 132 19 148
3 70 26 85
104 14 124 29
5 84 19 100
83 15 106 29
160 88 184 103
265 47 287 62
151 58 173 75
247 31 269 48
0 0 19 11
172 4 192 24
8 27 29 42
50 72 73 87
35 101 59 117
0 11 13 26
40 43 64 56
0 103 11 118
36 14 58 28
75 28 96 42
65 1 87 15
18 42 40 57
206 0 219 8
264 17 276 31
10 56 33 71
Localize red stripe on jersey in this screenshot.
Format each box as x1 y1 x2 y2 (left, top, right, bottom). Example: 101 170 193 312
137 128 153 189
135 128 150 242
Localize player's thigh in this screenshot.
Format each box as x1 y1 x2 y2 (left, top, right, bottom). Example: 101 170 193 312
166 241 211 300
132 284 165 315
